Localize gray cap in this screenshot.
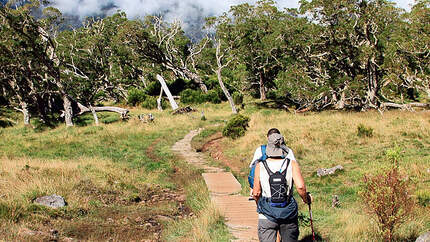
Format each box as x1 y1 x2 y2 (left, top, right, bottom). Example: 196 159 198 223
266 133 288 158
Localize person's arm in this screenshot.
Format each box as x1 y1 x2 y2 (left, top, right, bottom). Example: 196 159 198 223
252 163 261 203
249 147 262 168
291 160 312 204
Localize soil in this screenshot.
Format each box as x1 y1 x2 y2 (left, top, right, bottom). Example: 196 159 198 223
200 132 242 174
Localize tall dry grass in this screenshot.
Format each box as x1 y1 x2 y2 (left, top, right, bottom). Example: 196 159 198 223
219 108 430 241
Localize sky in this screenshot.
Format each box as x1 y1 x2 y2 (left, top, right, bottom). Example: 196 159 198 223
48 0 416 31
49 0 416 19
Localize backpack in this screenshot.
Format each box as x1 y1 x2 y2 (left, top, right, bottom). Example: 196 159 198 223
261 158 292 208
248 145 267 189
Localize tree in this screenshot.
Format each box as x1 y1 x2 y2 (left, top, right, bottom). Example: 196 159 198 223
216 0 288 100
0 1 61 125
116 15 209 94
296 0 404 110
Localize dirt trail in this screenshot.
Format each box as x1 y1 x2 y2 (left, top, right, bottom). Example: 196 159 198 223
172 129 258 241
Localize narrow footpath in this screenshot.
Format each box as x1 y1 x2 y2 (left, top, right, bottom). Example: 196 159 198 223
172 129 258 241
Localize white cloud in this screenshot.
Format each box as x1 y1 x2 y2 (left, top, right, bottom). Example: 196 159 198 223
49 0 416 24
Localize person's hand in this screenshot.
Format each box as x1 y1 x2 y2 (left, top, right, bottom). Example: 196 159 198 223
304 192 313 204
252 190 261 199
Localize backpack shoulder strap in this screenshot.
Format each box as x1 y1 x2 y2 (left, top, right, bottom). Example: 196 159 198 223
260 145 267 161
281 158 291 176
261 160 274 176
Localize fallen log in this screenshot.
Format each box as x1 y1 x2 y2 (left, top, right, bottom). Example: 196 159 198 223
76 102 129 120
381 102 430 111
172 106 195 115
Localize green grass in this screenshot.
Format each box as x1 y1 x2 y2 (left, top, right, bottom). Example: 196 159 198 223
2 102 430 241
0 106 234 241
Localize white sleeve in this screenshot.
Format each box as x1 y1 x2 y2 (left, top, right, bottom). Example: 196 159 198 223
286 148 296 162
249 147 262 168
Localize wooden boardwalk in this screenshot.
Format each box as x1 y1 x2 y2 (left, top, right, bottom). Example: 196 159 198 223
172 129 258 241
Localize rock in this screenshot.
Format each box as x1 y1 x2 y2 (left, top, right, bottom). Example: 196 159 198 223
34 194 66 208
176 194 186 202
317 165 344 177
416 231 430 242
332 195 340 208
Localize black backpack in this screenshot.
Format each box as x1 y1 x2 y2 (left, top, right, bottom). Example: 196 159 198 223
261 158 292 208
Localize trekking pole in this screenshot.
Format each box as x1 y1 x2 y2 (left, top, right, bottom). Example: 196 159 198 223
307 192 316 242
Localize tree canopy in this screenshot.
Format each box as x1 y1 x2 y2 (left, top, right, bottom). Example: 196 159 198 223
1 0 430 126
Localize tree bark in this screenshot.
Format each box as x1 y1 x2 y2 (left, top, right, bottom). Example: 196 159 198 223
63 94 73 127
76 102 129 119
157 87 164 111
215 69 237 114
365 61 379 108
259 72 266 101
182 69 208 93
156 74 178 110
20 101 30 125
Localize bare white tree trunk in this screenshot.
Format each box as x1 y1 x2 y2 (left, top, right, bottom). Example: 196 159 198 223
157 87 164 111
215 69 237 114
259 72 266 101
89 105 99 126
63 95 73 127
20 101 30 125
156 74 178 110
213 40 237 114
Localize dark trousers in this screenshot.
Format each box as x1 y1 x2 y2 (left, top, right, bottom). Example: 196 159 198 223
258 217 299 242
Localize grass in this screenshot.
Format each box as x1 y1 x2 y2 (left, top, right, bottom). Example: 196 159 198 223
0 105 232 241
211 105 430 241
2 101 429 241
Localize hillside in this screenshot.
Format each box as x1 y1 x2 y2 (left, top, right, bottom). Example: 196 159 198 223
0 103 429 241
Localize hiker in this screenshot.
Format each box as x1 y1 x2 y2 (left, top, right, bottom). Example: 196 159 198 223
249 128 284 200
252 129 312 242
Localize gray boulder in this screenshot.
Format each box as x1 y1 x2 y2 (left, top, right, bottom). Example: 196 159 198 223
416 231 430 242
34 194 67 208
317 165 344 177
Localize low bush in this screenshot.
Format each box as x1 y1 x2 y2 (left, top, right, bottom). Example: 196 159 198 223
416 189 430 207
180 89 205 104
232 92 243 105
127 88 147 106
222 114 250 139
357 124 373 137
206 90 221 104
141 96 158 110
361 148 413 242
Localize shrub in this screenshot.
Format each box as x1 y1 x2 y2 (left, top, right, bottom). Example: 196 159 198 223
357 124 373 137
141 96 158 109
361 148 413 242
416 189 430 207
222 114 250 139
127 88 147 106
180 89 205 104
232 92 243 105
205 89 221 104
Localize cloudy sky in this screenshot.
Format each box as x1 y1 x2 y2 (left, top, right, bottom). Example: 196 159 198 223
49 0 416 26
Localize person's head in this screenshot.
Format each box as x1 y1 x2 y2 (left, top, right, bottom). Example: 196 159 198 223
267 128 281 137
266 128 287 158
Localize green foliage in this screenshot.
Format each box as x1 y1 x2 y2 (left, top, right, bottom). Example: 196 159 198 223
222 114 250 139
206 90 221 104
141 96 158 110
127 88 147 106
357 124 374 137
416 190 430 207
232 92 243 105
361 150 413 242
180 89 223 104
144 80 162 96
